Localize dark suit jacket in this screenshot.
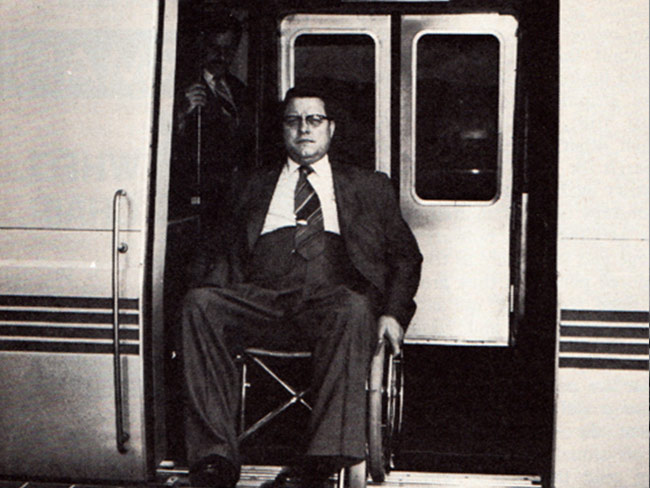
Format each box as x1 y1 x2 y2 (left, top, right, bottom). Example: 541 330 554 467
196 161 423 328
170 73 253 222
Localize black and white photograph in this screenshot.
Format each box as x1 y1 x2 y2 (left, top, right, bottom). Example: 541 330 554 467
0 1 647 488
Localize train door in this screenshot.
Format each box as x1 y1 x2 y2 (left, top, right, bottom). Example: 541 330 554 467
400 15 519 344
0 0 176 481
280 13 520 345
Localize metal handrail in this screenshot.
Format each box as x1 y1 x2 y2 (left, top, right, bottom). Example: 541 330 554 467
112 189 130 453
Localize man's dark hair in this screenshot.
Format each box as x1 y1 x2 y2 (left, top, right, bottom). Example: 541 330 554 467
281 85 338 120
197 10 243 44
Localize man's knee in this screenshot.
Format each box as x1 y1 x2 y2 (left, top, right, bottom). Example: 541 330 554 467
181 287 228 336
181 287 235 361
325 288 376 344
183 287 233 317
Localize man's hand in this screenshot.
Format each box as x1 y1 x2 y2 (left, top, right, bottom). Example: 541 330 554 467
184 83 209 114
376 315 404 357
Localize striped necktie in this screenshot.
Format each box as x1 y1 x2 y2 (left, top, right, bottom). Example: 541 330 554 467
214 78 239 125
294 165 324 259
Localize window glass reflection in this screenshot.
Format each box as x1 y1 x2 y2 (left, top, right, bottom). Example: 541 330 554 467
295 34 376 169
415 34 500 201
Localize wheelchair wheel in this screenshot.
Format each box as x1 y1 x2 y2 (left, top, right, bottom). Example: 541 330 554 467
367 346 404 482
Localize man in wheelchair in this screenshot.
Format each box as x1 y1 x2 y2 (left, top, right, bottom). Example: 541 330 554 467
181 86 422 487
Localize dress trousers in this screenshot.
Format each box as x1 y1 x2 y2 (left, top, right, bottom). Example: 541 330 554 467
182 227 379 478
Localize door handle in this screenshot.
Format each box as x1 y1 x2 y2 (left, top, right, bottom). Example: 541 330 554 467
112 189 130 453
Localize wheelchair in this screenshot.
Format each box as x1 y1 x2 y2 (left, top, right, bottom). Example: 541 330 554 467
237 343 404 487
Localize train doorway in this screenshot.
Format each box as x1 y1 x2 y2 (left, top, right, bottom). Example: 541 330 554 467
157 3 557 484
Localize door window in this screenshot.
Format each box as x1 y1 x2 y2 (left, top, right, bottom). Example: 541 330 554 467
415 34 500 201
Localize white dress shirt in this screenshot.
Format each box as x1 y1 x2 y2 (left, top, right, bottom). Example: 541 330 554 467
261 155 340 235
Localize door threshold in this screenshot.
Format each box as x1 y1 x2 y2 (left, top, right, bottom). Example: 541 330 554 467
157 463 542 487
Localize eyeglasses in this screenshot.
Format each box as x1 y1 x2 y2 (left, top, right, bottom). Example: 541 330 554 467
283 114 331 129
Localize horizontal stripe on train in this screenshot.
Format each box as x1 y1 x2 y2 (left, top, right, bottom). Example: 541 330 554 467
0 297 142 355
559 309 648 370
560 309 649 323
560 326 648 338
0 295 138 309
0 310 139 324
560 336 647 344
559 341 649 355
0 339 139 355
559 357 649 371
0 325 139 340
560 353 648 361
561 321 648 329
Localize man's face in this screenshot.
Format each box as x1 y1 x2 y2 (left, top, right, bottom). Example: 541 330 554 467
201 30 238 78
283 97 335 166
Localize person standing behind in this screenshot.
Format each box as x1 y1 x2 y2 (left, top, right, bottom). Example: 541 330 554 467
171 10 252 230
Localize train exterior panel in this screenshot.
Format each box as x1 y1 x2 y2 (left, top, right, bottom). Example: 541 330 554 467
0 0 173 480
554 0 649 486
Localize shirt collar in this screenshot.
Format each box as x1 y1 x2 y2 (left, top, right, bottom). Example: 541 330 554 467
287 154 331 176
203 69 214 86
203 69 228 92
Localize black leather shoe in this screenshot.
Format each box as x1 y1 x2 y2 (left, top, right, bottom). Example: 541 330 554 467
189 455 238 488
259 468 330 488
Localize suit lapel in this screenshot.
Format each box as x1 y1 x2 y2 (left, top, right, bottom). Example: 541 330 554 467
331 162 360 241
245 165 283 251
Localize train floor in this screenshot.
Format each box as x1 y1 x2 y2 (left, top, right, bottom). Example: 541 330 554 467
165 465 542 487
0 468 541 488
